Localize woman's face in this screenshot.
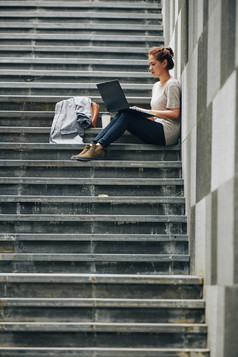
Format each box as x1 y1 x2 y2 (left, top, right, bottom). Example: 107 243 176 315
148 55 167 78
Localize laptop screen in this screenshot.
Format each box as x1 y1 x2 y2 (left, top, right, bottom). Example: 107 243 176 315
96 80 129 112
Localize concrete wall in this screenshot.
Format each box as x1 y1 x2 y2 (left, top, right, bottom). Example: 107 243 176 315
162 0 238 356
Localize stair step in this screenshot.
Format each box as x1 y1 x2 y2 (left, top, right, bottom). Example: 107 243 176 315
0 82 152 97
0 33 162 42
0 322 207 348
0 195 185 202
0 12 162 21
0 45 153 59
0 253 189 262
1 82 152 97
0 158 182 170
0 233 188 254
1 230 188 262
0 233 188 241
0 57 149 67
0 254 189 274
0 143 181 161
0 81 152 88
0 308 205 324
0 321 207 333
0 195 185 215
0 22 163 35
1 126 156 143
0 112 155 128
0 210 187 219
0 69 151 78
0 159 182 178
1 125 175 145
0 70 152 84
0 177 183 184
0 178 184 196
0 297 205 308
0 273 203 299
1 273 200 284
0 297 205 322
0 96 151 113
0 347 210 357
0 1 162 10
0 95 150 102
0 111 56 125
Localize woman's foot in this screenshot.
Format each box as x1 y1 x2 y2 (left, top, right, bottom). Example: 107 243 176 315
71 144 91 160
77 144 106 161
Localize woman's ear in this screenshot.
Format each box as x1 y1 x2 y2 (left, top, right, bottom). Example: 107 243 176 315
163 59 168 68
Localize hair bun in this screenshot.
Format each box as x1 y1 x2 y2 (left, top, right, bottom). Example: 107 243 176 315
166 47 174 58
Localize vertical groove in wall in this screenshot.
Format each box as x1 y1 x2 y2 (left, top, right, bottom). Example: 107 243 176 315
189 204 195 274
220 0 236 87
234 68 238 284
203 0 208 28
180 0 189 72
196 103 212 203
211 190 218 285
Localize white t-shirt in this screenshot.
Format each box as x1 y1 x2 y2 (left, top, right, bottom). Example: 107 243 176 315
150 77 181 145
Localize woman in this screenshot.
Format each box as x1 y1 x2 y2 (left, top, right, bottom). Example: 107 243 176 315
71 46 181 161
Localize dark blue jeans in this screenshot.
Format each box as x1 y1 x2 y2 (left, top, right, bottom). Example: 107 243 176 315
91 111 165 148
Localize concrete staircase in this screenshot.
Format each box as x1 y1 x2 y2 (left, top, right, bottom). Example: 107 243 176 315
0 1 209 356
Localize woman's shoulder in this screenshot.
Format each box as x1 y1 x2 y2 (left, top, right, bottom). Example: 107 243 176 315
164 78 181 96
152 78 181 93
166 77 181 88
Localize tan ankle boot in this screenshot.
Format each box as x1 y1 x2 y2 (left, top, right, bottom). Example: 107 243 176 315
81 144 106 161
71 144 91 160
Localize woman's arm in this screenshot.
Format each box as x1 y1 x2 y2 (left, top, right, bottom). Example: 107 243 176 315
133 107 180 120
149 108 180 120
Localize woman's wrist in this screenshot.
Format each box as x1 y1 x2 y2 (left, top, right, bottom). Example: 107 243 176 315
150 110 158 117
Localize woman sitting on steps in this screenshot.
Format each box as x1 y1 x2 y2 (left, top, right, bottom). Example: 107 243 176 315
71 46 181 161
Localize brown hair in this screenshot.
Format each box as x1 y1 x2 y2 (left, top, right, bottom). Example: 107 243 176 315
149 46 174 70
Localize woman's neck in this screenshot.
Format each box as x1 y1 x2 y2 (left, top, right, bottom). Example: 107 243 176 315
159 73 171 87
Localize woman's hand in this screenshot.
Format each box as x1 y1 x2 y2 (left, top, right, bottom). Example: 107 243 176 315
132 106 149 113
131 106 156 121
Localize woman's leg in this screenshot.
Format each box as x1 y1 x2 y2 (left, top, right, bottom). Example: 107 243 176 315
73 112 129 161
127 115 166 145
92 112 130 147
91 113 121 145
94 111 166 147
73 112 165 160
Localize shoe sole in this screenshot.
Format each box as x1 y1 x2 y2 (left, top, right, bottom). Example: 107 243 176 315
70 157 82 160
70 152 91 160
75 156 106 161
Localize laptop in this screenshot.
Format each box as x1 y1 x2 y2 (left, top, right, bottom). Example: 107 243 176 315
96 80 156 118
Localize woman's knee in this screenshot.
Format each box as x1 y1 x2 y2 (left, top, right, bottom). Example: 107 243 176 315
118 112 130 121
